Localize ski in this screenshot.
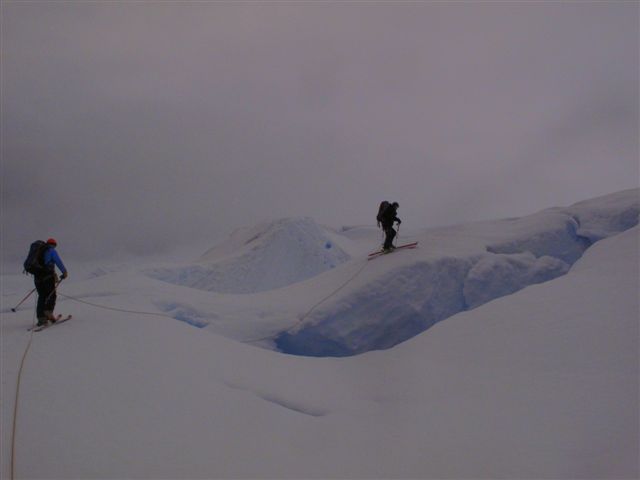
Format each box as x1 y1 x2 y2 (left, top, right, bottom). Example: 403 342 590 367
29 315 72 332
368 241 418 260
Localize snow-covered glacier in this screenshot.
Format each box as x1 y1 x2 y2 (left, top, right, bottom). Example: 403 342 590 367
276 189 639 356
142 190 638 357
3 190 637 480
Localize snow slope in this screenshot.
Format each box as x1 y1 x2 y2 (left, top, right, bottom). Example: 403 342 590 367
277 189 639 356
148 217 351 294
1 189 638 479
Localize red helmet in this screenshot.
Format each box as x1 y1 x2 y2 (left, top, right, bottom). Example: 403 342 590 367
46 238 58 246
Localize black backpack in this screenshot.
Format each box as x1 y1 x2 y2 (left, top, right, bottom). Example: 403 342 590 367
376 201 390 223
23 240 49 275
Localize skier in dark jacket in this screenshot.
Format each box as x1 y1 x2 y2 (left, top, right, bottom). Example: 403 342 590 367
35 238 68 326
378 202 401 251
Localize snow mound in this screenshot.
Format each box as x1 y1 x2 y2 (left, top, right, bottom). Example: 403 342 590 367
276 189 639 356
276 257 473 356
148 217 350 294
484 211 590 263
565 188 640 242
463 252 569 309
276 244 574 357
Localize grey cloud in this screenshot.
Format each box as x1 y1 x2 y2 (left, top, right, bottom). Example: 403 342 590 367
1 2 637 265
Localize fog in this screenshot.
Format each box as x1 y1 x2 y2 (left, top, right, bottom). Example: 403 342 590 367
1 2 637 265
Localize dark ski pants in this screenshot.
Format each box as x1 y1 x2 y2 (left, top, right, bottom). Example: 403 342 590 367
34 274 56 320
383 225 397 250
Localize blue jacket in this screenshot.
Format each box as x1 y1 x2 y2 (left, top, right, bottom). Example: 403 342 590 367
43 247 67 275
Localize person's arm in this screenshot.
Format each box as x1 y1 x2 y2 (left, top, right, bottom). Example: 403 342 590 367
51 250 68 278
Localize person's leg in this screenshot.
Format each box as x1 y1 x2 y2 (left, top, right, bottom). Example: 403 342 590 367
43 276 57 322
35 276 49 325
383 226 396 250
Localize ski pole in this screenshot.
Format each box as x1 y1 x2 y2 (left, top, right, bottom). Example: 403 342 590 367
11 288 36 312
11 277 64 313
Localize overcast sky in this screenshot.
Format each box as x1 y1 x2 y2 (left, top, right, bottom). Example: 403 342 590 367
2 1 638 264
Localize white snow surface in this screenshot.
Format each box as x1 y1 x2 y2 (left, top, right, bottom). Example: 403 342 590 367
1 189 638 478
148 217 351 294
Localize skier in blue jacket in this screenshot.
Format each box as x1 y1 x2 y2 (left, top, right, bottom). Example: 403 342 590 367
35 238 68 326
